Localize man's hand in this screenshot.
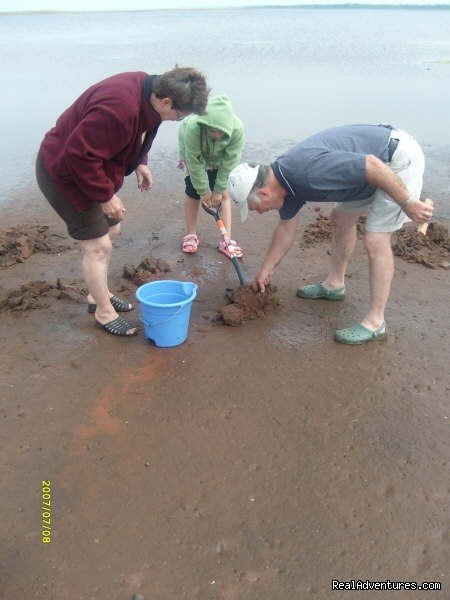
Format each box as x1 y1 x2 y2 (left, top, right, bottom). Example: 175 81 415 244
101 194 126 221
252 268 273 293
365 154 432 222
251 217 298 293
403 198 434 224
136 165 153 191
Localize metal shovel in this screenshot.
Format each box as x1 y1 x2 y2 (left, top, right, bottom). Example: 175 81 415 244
201 201 249 285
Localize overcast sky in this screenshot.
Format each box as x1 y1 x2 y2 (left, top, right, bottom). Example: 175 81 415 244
1 0 449 12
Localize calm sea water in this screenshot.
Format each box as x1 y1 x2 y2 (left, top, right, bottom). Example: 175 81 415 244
1 7 450 203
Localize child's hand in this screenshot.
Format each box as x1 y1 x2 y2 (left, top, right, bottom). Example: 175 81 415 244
200 192 212 208
211 191 223 208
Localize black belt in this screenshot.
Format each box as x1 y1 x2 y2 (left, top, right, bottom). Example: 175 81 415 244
388 136 399 161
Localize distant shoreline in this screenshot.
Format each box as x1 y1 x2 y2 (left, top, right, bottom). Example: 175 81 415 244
2 4 450 16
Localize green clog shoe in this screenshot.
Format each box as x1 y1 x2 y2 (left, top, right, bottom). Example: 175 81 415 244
297 281 345 301
334 322 387 345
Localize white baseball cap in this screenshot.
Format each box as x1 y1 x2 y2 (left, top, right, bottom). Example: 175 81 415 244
227 162 259 222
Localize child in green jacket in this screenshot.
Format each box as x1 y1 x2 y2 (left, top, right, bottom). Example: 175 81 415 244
178 95 244 257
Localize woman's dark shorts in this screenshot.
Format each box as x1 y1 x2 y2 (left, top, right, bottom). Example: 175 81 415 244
35 154 120 240
184 169 218 199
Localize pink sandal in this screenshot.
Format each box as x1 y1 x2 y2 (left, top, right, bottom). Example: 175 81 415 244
182 233 199 254
218 239 244 259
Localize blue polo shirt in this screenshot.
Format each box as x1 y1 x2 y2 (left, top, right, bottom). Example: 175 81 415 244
273 124 393 220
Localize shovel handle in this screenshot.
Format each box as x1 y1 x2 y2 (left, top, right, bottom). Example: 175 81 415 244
201 201 221 220
215 219 228 237
231 256 248 285
202 199 249 285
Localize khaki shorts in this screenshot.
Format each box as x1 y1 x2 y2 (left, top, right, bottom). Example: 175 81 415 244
334 129 425 233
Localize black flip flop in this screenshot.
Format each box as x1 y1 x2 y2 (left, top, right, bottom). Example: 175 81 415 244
95 316 138 337
88 295 135 314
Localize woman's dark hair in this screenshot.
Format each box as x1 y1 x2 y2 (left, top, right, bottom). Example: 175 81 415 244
153 66 209 115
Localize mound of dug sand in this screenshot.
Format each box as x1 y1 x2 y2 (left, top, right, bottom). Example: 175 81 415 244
217 285 280 326
123 256 172 286
0 279 87 312
302 214 367 246
0 225 71 268
303 214 332 246
393 222 450 269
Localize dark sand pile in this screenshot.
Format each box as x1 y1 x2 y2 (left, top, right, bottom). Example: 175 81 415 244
303 214 367 246
393 222 450 268
302 214 332 246
302 215 450 269
123 256 172 286
0 225 71 267
217 285 280 326
0 279 87 311
0 254 173 311
356 215 367 237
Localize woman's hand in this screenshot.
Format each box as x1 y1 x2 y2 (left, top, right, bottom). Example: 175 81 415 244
136 165 153 191
102 194 126 221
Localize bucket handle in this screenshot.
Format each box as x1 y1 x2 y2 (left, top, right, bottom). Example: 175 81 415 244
141 303 186 330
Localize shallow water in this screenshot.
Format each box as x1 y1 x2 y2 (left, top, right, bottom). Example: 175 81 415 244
1 7 450 208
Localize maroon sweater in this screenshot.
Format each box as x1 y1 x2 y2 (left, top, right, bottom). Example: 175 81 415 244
39 71 161 212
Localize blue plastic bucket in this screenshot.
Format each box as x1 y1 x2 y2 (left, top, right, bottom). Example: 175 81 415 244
135 280 197 347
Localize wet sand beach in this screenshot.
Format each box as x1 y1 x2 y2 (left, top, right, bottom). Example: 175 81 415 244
1 153 449 598
1 6 450 599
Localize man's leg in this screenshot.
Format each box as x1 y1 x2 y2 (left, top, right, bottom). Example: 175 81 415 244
323 209 361 289
361 231 393 331
353 130 424 332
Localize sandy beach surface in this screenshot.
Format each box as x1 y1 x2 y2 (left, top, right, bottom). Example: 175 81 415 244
1 157 449 599
2 6 450 597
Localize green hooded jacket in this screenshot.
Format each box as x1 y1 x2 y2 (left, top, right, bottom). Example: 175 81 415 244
178 95 244 195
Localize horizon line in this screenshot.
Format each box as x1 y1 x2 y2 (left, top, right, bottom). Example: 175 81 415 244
2 3 450 14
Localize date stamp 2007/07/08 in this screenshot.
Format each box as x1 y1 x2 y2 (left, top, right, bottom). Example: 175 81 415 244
41 480 52 543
